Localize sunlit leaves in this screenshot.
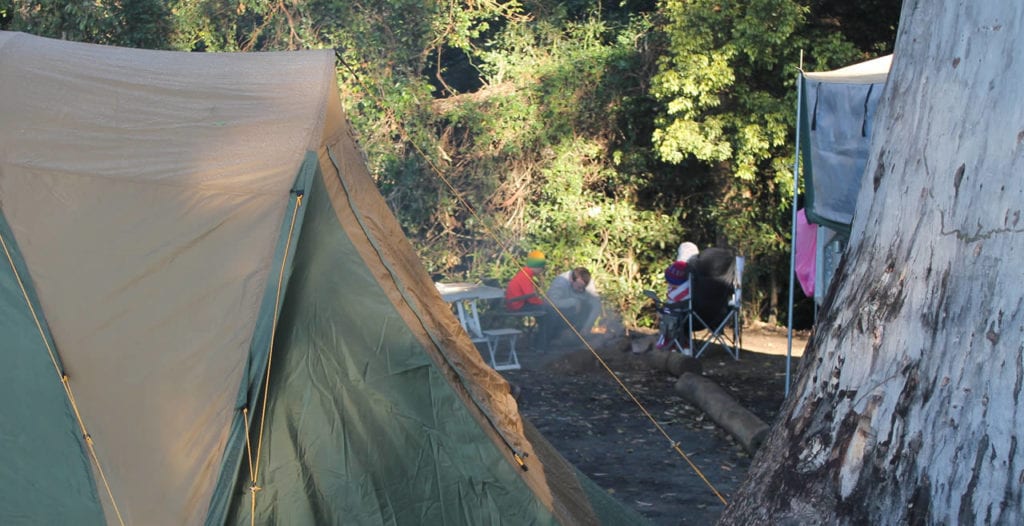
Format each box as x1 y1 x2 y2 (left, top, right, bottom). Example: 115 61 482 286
732 0 806 66
653 116 731 164
649 0 838 260
430 14 687 324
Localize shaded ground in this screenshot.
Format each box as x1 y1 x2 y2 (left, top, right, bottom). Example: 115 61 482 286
495 325 808 526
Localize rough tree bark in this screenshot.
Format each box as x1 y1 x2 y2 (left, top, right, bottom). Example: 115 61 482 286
720 3 1024 525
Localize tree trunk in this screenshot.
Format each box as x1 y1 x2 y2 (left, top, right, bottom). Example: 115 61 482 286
721 3 1024 525
743 254 760 321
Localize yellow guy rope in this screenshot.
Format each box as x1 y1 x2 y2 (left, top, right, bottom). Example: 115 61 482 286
246 192 303 525
335 56 728 506
0 231 127 525
539 301 728 506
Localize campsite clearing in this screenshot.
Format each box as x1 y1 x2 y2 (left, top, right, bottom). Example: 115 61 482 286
500 325 807 525
0 31 645 524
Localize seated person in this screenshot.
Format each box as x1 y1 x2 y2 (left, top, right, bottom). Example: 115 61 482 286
657 260 692 353
505 249 546 311
676 241 700 264
664 260 691 303
541 266 601 343
667 241 698 304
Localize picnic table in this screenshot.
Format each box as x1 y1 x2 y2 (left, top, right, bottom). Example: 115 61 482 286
435 282 521 371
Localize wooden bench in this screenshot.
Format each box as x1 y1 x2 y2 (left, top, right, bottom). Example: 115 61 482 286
495 308 546 343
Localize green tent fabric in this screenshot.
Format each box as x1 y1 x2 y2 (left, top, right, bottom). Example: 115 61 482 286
221 169 554 525
0 213 106 525
0 31 646 526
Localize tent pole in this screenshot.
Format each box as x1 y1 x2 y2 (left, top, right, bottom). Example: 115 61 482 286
786 66 803 398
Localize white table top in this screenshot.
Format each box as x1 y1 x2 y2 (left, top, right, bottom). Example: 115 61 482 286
435 282 505 302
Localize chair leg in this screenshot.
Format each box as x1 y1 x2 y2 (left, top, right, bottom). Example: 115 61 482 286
706 309 740 360
691 312 714 358
483 329 522 371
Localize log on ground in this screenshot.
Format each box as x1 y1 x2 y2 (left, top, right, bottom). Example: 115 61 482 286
647 349 702 376
675 372 769 453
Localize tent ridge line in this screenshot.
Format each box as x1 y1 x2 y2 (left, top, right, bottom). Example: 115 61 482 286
204 154 318 526
323 145 528 464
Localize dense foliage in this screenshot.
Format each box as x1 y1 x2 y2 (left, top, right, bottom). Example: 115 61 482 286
1 0 898 326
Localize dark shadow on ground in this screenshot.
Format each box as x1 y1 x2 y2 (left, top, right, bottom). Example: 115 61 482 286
495 329 802 526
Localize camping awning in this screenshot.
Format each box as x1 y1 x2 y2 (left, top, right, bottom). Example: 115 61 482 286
800 55 892 233
803 54 892 84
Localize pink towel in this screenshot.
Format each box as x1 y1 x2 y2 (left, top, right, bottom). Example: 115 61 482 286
795 209 816 297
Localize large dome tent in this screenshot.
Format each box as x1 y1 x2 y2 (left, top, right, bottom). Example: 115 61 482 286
0 31 643 526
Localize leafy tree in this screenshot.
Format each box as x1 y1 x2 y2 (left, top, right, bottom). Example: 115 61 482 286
650 0 891 322
5 0 172 48
1 2 11 29
429 13 686 325
114 0 173 48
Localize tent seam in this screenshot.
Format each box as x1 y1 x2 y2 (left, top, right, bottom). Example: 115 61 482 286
324 145 527 463
0 214 124 525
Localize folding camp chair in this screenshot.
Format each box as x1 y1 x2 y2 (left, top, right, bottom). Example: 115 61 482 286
686 248 743 360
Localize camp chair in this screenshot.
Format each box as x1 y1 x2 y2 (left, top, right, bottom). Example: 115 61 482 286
687 248 743 360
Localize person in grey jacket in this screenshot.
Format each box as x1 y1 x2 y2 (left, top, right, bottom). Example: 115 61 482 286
538 267 601 345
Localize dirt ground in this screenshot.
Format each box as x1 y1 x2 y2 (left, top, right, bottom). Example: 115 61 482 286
497 324 809 526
